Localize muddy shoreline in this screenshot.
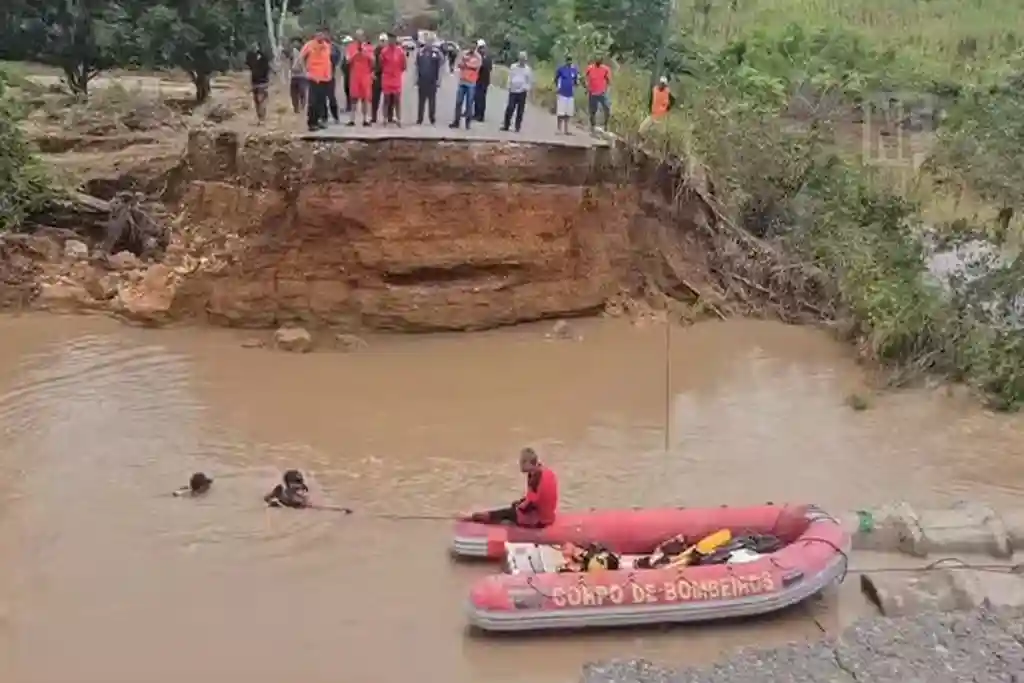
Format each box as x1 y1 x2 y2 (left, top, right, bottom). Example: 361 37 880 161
583 607 1024 683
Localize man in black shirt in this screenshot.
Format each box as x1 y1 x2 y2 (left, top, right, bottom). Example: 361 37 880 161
370 32 387 124
473 40 492 122
415 39 443 125
245 45 272 125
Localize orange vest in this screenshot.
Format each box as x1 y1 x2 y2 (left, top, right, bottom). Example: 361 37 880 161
651 86 670 117
301 39 333 82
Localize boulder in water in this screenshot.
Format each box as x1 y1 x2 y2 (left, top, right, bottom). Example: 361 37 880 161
274 326 313 353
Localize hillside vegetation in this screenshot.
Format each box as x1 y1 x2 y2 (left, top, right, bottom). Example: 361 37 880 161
445 0 1024 408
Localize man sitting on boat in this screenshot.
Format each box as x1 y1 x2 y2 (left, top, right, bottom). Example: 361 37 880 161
464 448 559 528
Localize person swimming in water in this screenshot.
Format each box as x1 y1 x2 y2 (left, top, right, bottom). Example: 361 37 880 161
173 472 213 497
264 469 311 508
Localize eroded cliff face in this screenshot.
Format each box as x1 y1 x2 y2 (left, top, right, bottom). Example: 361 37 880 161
175 130 637 330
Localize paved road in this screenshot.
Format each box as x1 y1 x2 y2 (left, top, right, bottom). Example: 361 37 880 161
307 64 602 148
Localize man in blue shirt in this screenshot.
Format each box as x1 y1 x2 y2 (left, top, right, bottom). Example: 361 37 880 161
554 56 579 135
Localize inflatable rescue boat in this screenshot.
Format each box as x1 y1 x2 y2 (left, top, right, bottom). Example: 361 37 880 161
464 504 849 632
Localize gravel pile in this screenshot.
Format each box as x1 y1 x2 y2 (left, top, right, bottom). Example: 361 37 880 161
580 608 1024 683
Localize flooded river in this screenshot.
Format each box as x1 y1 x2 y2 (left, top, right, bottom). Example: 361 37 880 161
1 314 1023 683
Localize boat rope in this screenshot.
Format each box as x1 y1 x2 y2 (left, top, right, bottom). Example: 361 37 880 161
311 505 453 521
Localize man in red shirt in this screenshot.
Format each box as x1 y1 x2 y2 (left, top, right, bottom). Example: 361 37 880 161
465 448 559 528
585 57 612 132
378 33 407 126
345 29 375 127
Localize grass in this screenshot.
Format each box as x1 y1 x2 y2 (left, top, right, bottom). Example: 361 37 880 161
671 0 1024 84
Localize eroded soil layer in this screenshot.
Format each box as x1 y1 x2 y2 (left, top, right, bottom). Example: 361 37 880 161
175 130 636 330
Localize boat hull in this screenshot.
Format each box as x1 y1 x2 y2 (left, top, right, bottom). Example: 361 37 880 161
465 504 849 632
453 503 809 560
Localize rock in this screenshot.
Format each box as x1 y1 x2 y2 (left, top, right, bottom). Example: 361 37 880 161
587 609 1024 683
273 326 313 353
82 272 120 301
107 250 141 271
334 333 368 352
63 239 89 260
113 263 180 325
547 320 580 341
240 337 265 349
36 282 97 311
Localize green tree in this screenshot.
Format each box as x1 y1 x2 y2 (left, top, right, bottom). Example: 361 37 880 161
135 0 263 103
15 0 130 97
0 70 51 231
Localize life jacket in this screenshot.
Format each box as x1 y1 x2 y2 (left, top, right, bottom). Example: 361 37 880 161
666 528 732 568
302 39 333 82
651 85 671 117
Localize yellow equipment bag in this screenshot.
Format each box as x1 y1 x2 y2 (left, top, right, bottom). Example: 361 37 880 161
668 528 732 568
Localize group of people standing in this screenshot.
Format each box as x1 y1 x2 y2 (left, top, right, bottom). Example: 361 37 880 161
291 29 410 131
245 29 675 137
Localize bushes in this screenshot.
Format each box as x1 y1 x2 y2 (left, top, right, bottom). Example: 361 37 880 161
0 69 50 232
509 17 1024 408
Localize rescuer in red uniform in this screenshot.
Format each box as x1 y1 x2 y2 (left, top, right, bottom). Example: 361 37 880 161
466 448 559 528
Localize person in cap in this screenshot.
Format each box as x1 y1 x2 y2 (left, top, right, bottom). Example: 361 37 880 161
639 75 676 134
379 33 407 126
449 42 481 129
173 472 213 497
264 469 311 509
370 32 388 124
472 39 493 122
415 37 444 125
340 35 354 111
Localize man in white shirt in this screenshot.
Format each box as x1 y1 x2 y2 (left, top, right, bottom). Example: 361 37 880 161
501 51 532 133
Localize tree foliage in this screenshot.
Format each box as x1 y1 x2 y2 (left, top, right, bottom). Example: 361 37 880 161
0 70 51 231
10 0 132 96
134 0 264 103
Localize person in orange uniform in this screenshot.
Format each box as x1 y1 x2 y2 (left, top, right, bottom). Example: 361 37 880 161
300 29 335 132
584 56 612 131
346 29 375 127
378 33 407 126
449 43 482 130
464 448 559 528
639 75 676 133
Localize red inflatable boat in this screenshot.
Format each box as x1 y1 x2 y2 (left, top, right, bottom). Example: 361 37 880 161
462 504 849 631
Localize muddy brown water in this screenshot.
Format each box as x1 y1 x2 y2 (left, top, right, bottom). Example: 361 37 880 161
1 314 1023 683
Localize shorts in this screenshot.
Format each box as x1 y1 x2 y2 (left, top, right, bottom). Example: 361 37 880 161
556 95 574 117
350 77 372 101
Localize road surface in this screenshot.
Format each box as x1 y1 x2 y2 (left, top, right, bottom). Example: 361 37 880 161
306 64 602 148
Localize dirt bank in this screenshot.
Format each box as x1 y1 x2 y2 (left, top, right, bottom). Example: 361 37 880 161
171 130 633 330
5 71 831 332
582 607 1024 683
